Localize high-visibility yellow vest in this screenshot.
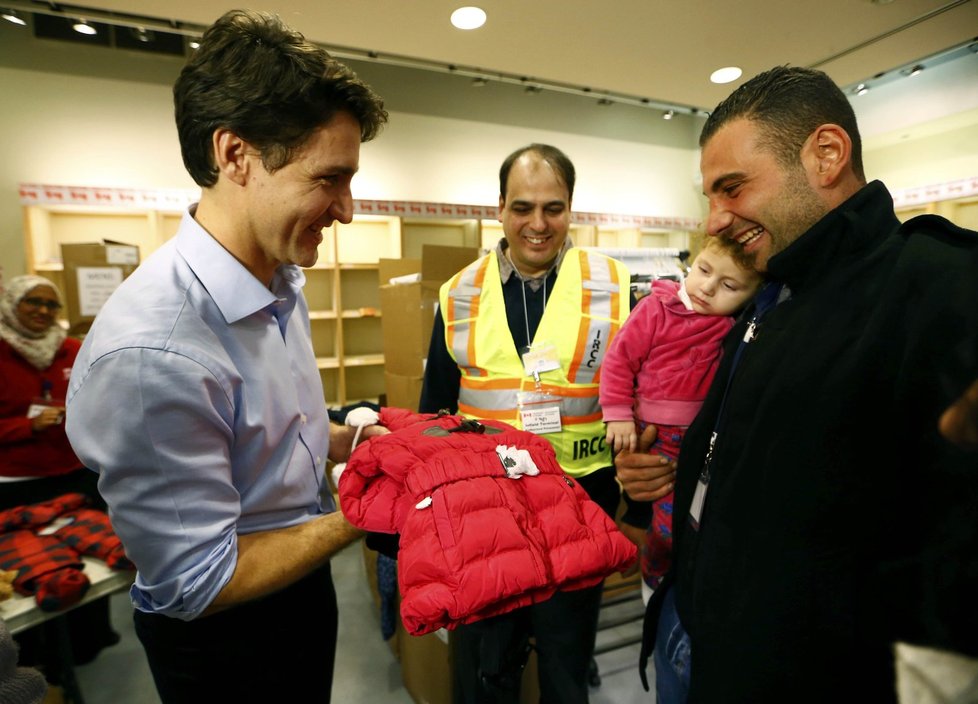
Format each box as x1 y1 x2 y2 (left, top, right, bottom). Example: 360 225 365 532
440 248 631 477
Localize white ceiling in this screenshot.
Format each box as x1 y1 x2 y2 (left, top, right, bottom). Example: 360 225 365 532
58 0 978 112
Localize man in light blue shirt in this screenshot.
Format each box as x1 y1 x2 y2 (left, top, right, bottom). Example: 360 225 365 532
65 9 387 703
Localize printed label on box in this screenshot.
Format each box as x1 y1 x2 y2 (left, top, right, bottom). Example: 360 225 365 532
105 245 139 265
77 267 124 316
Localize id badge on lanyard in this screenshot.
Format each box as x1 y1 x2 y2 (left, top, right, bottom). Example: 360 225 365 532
518 342 562 435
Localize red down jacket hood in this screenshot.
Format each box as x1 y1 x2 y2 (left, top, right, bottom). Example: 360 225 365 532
339 409 637 636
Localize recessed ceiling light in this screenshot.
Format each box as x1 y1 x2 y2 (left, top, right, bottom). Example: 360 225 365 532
451 6 486 30
1 9 26 25
710 66 742 84
72 18 97 35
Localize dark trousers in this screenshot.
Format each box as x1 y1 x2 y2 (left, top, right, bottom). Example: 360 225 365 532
134 562 338 704
451 466 621 704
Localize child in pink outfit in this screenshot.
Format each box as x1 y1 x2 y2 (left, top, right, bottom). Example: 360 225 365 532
600 237 761 597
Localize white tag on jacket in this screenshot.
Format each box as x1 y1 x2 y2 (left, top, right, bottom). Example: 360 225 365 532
495 445 540 479
415 496 433 510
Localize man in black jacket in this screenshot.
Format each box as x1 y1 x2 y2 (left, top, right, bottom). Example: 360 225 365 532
616 65 978 703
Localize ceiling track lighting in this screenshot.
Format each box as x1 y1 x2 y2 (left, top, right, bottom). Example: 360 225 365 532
1 8 26 25
132 25 154 42
853 83 870 96
0 0 698 115
902 64 924 77
663 109 675 120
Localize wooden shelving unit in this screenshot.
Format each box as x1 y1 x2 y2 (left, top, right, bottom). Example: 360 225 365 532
306 216 401 406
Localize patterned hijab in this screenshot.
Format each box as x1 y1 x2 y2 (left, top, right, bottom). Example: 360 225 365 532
0 275 68 370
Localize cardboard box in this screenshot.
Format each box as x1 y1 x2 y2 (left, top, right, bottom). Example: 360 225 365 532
60 240 140 336
379 245 479 379
398 620 539 704
384 372 424 412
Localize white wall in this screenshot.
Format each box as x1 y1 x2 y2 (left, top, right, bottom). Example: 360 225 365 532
357 111 701 215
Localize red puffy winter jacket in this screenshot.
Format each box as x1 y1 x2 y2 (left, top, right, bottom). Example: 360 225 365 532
338 410 637 636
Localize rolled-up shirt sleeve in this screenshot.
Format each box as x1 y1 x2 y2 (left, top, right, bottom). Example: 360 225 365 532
68 345 240 620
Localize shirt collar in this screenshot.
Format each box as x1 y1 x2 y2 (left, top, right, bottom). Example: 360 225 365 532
174 206 306 325
496 236 574 289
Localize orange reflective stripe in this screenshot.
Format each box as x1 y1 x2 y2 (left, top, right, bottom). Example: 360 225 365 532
609 258 622 321
466 259 489 376
447 258 492 378
457 402 517 421
460 377 522 391
446 274 459 368
567 251 592 381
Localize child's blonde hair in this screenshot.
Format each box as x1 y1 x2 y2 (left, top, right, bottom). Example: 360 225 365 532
700 235 759 277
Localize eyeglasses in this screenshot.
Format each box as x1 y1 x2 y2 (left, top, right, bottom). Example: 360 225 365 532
21 297 62 311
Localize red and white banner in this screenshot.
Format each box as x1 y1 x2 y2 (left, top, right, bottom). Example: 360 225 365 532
22 179 976 230
890 177 978 209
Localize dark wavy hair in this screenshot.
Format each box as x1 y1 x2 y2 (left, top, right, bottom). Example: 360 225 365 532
174 9 388 187
498 143 576 202
700 65 865 182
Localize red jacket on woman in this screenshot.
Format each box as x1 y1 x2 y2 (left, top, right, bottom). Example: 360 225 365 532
0 337 83 478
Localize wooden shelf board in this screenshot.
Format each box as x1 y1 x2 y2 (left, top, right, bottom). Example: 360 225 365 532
343 354 385 367
341 309 382 319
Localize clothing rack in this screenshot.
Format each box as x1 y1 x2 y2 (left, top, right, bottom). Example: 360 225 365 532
584 247 690 299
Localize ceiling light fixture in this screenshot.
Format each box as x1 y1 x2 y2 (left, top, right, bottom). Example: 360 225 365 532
710 66 742 84
524 85 542 94
904 64 924 77
597 98 613 106
72 18 96 35
1 8 26 25
451 6 486 30
188 39 200 49
471 76 488 87
853 83 870 96
132 26 153 42
663 109 675 120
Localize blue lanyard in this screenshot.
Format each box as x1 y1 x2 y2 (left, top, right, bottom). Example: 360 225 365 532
698 281 785 487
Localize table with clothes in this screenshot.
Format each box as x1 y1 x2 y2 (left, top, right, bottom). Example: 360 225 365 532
0 493 135 703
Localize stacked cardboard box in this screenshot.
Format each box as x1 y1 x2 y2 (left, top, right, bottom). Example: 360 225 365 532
378 245 480 411
60 240 140 337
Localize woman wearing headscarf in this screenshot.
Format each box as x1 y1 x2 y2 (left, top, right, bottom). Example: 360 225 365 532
0 274 101 506
0 274 118 673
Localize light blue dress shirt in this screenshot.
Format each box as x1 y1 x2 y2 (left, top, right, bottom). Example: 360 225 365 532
66 207 332 621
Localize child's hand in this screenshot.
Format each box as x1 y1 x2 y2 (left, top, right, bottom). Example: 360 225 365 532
606 421 637 454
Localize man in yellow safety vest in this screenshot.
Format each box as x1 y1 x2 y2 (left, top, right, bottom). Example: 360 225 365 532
420 143 634 703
